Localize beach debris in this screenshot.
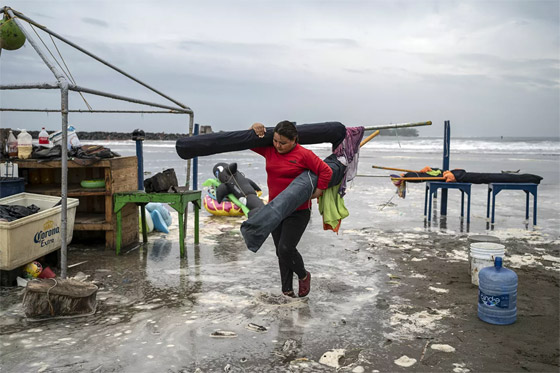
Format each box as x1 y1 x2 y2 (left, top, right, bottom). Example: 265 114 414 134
289 358 322 370
246 323 267 332
387 274 401 280
453 362 470 372
22 278 98 319
16 276 28 287
68 261 88 269
223 363 231 372
394 355 417 367
428 286 449 293
431 343 456 352
210 330 237 338
419 340 430 362
280 338 299 356
240 357 247 363
70 272 90 282
352 366 365 373
319 348 345 368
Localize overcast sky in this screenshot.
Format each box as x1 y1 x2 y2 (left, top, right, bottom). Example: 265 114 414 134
1 0 559 137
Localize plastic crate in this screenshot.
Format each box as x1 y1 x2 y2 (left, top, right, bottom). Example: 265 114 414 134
0 177 25 198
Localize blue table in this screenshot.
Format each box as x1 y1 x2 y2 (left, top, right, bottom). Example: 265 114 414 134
487 183 538 226
425 182 472 223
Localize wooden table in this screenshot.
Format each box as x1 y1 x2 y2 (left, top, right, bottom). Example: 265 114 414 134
114 190 201 257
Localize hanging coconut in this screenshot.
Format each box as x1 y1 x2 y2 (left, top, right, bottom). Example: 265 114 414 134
0 17 26 50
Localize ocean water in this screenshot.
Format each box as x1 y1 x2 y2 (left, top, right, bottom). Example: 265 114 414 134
85 136 560 238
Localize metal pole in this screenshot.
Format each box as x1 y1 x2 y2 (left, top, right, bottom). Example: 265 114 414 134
185 114 194 188
70 85 192 113
7 7 71 278
8 7 192 112
183 113 194 243
60 80 69 279
193 123 199 190
440 120 451 217
0 108 191 114
363 120 431 131
132 129 145 190
6 9 65 82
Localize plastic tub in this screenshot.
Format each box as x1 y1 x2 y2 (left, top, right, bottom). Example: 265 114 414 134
80 179 105 188
470 242 506 286
0 177 25 198
0 193 79 270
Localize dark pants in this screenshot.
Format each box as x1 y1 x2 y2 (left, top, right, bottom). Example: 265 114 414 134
271 209 311 293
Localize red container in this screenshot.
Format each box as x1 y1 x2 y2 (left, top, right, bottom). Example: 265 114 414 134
38 266 56 279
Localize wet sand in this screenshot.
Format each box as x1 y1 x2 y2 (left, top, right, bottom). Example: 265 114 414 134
1 202 558 372
1 144 559 372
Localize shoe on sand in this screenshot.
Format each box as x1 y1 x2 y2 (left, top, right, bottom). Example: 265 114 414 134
283 291 296 298
298 271 311 297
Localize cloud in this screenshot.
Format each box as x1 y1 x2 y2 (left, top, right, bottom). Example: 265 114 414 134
302 38 359 48
1 0 558 137
81 17 109 28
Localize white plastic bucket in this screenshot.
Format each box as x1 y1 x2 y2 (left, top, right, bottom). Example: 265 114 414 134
467 235 501 274
470 242 506 286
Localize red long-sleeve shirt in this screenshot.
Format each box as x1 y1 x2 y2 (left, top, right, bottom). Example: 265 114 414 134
252 144 333 210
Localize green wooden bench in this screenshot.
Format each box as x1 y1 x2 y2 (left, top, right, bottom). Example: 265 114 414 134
114 190 201 257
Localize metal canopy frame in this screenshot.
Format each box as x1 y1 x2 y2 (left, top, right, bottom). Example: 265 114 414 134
0 7 194 278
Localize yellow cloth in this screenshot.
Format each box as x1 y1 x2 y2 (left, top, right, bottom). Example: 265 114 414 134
318 183 349 232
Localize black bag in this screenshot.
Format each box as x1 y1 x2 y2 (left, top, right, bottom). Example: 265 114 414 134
144 169 178 193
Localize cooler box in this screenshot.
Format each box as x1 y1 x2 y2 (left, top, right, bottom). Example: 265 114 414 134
0 193 79 271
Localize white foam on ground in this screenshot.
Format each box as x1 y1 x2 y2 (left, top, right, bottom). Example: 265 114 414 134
319 349 345 368
453 362 470 372
394 355 417 367
428 286 449 294
542 255 560 263
507 254 542 268
387 305 450 339
431 343 456 352
447 249 469 261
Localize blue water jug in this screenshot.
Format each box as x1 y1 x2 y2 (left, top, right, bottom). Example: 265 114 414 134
478 257 517 325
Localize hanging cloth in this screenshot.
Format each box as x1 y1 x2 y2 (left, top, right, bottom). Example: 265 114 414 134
333 127 365 196
318 183 349 233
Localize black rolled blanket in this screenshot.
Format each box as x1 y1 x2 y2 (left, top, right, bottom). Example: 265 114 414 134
176 122 347 159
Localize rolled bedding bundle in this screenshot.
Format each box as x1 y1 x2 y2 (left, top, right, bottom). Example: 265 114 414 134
176 122 347 159
241 171 318 253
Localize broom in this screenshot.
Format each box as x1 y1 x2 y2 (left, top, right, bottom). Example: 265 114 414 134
22 278 98 320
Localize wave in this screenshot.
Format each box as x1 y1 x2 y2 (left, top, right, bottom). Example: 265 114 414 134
84 138 560 156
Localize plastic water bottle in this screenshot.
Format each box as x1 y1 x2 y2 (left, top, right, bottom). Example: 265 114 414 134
17 129 33 159
478 257 517 325
38 127 49 145
7 130 18 157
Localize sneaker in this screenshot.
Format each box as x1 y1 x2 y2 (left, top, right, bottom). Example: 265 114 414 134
298 271 311 297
